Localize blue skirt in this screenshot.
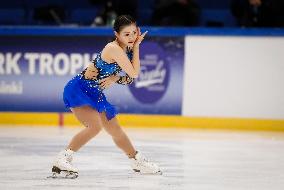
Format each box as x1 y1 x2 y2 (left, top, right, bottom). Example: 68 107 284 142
63 74 117 120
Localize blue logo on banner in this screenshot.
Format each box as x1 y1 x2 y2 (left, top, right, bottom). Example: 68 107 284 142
129 42 169 104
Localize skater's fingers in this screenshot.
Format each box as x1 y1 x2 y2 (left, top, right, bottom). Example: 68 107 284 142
99 76 116 89
141 31 148 37
99 78 108 83
100 85 105 90
100 79 109 85
99 83 104 88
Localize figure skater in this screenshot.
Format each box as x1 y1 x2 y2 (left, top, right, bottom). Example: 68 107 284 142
50 15 161 178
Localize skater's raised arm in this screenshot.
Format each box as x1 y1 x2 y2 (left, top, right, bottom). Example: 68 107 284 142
108 28 147 78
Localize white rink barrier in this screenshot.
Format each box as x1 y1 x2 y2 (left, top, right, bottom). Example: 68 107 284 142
183 36 284 120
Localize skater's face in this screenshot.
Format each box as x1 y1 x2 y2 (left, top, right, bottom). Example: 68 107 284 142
115 24 138 48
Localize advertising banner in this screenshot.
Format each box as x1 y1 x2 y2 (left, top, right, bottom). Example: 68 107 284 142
0 35 184 114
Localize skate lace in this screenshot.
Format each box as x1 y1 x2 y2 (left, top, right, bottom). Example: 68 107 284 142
63 153 73 164
137 154 154 167
140 155 149 162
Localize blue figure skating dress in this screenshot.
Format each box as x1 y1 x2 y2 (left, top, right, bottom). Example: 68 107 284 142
63 49 134 120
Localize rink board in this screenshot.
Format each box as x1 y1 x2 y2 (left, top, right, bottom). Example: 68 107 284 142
0 112 284 131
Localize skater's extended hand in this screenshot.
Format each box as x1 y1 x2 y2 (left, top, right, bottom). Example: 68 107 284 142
99 75 119 89
133 27 148 48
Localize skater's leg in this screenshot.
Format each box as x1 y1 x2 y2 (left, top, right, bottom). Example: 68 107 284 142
67 105 103 151
100 112 136 158
50 106 103 178
100 113 162 174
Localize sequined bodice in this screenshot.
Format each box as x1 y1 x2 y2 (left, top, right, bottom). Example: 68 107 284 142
81 50 133 81
93 53 122 80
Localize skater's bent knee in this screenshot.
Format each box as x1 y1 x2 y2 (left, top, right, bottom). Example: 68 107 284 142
106 126 124 138
87 125 101 135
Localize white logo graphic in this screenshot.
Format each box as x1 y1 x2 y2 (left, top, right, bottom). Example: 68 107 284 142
135 61 166 88
0 81 23 94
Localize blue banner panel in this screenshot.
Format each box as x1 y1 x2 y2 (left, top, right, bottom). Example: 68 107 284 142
0 35 184 115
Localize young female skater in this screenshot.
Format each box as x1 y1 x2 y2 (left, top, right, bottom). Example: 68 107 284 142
51 15 161 178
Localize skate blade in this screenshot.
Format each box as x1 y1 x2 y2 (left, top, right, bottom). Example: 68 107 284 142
156 170 163 175
47 166 78 179
47 171 78 179
133 169 163 175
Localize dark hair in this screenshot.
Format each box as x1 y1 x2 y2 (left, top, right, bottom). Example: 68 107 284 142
113 15 136 33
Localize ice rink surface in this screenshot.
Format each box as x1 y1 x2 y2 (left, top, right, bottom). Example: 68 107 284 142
0 126 284 190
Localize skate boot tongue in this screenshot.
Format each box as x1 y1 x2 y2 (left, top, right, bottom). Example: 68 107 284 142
135 152 148 161
64 149 74 162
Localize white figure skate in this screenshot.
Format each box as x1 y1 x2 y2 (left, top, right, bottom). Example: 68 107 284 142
48 149 78 179
130 151 162 175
